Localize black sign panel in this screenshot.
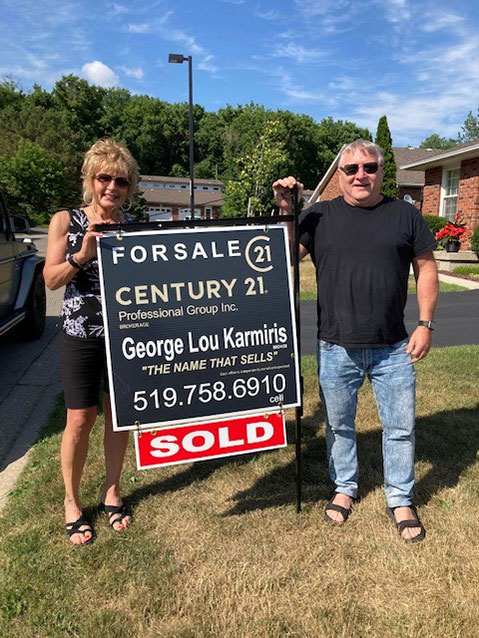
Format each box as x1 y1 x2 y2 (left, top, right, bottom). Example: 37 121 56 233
98 226 300 431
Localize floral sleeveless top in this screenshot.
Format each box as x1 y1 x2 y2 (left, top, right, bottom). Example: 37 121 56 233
61 209 104 339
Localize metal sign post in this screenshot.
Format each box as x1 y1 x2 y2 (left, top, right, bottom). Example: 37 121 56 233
291 187 303 514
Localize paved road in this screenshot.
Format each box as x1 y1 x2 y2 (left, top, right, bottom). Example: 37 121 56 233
300 290 479 356
0 230 64 509
0 230 478 510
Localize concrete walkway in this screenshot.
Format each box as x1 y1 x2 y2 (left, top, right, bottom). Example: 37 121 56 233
438 272 479 290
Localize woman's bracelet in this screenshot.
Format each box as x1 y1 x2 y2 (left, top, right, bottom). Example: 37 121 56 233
68 255 83 270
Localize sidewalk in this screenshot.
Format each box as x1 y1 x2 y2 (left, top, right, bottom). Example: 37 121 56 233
0 333 62 510
438 272 479 290
0 228 63 512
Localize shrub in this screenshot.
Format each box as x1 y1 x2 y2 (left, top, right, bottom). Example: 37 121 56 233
423 214 449 235
470 226 479 256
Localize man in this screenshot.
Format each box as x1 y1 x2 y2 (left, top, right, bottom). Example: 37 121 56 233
273 139 438 542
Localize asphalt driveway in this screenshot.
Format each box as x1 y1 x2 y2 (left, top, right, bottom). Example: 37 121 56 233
300 290 479 355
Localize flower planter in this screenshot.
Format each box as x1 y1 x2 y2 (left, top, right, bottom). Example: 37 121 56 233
445 240 461 253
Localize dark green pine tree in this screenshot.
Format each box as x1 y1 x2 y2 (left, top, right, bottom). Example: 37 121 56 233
375 115 397 199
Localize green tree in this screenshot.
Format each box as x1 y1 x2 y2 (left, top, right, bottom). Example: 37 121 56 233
223 120 287 218
0 73 391 221
458 109 479 142
0 77 24 110
315 117 372 187
375 115 397 198
419 133 457 149
51 75 106 148
0 139 70 224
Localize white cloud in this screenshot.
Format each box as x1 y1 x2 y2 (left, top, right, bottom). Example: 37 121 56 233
107 2 128 16
165 29 205 56
118 65 144 79
421 11 464 32
271 43 327 63
255 9 280 20
127 23 151 33
159 25 218 74
381 0 412 23
82 61 119 87
0 63 75 86
321 13 355 34
197 55 218 73
331 38 479 140
294 0 350 17
269 67 337 105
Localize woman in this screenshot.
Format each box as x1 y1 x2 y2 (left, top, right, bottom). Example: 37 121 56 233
44 138 139 546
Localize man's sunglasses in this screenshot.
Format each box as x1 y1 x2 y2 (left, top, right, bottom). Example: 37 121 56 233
339 162 379 176
95 173 131 188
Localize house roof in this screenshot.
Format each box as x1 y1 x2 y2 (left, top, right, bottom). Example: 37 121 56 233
140 175 224 187
400 140 479 170
393 147 438 185
308 147 343 202
308 145 432 202
141 188 224 207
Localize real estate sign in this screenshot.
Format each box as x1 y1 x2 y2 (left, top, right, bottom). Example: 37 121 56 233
98 226 300 432
135 412 287 470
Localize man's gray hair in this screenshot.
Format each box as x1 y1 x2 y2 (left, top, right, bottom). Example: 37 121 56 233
339 140 385 166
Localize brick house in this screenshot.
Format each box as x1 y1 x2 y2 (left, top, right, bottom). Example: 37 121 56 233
139 176 224 221
400 140 479 251
307 146 436 209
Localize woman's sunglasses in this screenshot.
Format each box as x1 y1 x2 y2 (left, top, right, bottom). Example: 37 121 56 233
95 173 131 188
339 162 379 176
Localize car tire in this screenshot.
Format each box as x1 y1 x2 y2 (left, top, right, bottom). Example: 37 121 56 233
19 270 47 339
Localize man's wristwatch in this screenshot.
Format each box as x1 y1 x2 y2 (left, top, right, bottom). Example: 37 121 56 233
418 320 435 330
68 255 82 270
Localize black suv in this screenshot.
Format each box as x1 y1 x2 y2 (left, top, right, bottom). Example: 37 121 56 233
0 193 46 339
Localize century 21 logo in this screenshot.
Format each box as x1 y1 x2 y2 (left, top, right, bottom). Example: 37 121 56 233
245 235 273 273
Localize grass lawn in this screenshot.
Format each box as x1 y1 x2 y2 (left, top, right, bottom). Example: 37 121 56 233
1 346 479 637
299 259 467 300
453 265 479 280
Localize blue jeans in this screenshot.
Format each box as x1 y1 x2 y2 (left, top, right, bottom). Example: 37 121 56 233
317 338 416 508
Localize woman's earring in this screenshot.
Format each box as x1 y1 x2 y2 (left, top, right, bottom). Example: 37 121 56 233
122 198 132 212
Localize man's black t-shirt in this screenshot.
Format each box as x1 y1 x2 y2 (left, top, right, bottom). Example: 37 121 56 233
298 196 437 348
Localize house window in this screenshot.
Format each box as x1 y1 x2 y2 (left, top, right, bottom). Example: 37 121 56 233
442 168 459 221
205 208 212 220
178 208 201 220
147 208 172 221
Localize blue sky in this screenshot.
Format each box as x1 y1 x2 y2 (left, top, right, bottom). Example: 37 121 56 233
1 0 478 145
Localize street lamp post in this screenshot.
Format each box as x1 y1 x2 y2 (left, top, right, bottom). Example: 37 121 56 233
168 53 195 220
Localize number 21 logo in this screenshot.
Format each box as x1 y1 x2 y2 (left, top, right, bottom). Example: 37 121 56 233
245 235 273 272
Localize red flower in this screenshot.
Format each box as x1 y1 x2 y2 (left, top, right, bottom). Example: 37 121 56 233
435 220 470 244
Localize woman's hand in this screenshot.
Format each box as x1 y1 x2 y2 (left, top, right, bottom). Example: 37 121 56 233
44 213 104 290
74 226 102 266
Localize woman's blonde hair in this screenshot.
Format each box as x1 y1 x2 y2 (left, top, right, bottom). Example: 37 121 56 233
81 138 139 206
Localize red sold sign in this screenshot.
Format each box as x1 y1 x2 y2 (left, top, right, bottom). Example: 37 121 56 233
134 412 286 470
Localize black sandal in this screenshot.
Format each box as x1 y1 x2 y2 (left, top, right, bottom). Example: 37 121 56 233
66 515 95 546
323 496 354 525
386 506 426 543
100 502 130 531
